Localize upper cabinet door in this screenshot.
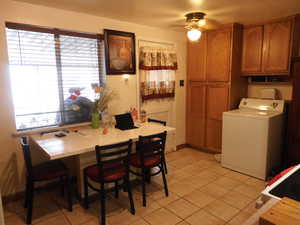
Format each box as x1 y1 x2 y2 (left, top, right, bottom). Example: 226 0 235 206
187 33 207 81
263 20 292 73
242 26 264 74
206 29 231 82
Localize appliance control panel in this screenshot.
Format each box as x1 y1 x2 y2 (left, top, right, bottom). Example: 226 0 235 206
239 98 285 113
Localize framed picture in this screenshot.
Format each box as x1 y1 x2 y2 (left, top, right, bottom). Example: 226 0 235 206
104 29 136 75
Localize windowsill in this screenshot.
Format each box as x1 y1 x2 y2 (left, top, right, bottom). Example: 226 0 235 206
12 122 92 137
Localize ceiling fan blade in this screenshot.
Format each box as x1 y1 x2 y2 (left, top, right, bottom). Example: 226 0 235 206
202 19 220 29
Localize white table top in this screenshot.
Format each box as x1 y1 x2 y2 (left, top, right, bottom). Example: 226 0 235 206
30 122 176 160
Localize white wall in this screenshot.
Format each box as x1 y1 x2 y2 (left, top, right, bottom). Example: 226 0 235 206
248 84 293 100
0 0 187 196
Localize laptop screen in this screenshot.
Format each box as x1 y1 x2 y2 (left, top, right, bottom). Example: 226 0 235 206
115 113 137 130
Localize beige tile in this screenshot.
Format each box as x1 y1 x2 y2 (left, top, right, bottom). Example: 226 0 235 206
81 219 103 225
213 177 241 190
176 221 191 225
107 209 141 225
220 191 253 210
181 164 207 176
180 176 212 189
31 200 63 224
4 214 26 225
168 158 194 171
183 190 216 208
165 198 199 219
143 208 182 225
226 211 252 225
196 171 220 181
244 177 266 189
208 166 231 175
195 160 218 169
156 192 180 207
203 200 239 222
198 183 229 198
233 184 263 199
242 200 259 215
135 200 161 217
3 200 26 218
148 189 169 201
62 205 96 225
34 214 70 225
131 219 150 225
169 182 198 197
186 210 225 225
225 171 250 182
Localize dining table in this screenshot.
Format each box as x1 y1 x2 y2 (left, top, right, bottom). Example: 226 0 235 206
29 122 176 197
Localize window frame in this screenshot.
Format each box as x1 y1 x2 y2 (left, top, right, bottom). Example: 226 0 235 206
6 22 105 131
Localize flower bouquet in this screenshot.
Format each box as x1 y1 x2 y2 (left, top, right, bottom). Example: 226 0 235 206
91 84 116 128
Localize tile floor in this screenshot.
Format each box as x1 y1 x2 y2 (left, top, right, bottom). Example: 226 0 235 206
3 148 266 225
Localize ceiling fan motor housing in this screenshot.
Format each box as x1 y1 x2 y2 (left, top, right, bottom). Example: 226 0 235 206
185 12 206 23
185 12 206 30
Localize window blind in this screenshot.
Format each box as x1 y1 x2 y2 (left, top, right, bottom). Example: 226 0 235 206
6 24 105 130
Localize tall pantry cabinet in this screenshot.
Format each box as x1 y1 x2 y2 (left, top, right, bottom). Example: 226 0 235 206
186 23 248 153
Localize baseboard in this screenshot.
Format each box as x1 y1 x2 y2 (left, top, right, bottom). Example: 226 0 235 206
176 144 188 150
2 176 77 204
185 144 220 154
2 191 24 204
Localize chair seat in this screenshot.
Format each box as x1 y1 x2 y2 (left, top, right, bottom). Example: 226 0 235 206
86 162 126 182
32 160 68 181
130 154 160 167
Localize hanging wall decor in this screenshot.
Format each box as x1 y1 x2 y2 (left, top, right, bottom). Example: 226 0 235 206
139 46 177 101
104 29 136 75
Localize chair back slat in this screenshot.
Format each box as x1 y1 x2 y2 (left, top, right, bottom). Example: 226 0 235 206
95 140 132 179
101 148 130 158
137 131 167 166
20 137 33 177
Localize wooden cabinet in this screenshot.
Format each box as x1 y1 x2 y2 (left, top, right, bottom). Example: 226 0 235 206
186 82 206 148
206 29 231 82
187 33 206 81
242 16 300 76
205 85 229 152
241 26 263 73
186 23 247 153
206 85 229 121
206 119 222 152
263 20 292 73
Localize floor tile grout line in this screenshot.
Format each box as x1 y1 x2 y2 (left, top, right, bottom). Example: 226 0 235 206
201 206 241 223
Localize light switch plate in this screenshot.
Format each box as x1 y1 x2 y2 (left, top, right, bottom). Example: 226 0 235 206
180 80 184 87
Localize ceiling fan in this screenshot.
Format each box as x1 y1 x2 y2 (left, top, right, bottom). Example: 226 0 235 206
169 11 219 41
185 12 206 41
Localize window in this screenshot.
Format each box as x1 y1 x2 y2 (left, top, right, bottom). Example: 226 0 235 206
5 23 105 130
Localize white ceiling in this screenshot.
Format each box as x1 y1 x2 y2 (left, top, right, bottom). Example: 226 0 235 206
14 0 300 30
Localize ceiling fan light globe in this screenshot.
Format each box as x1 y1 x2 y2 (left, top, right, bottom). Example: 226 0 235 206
187 29 201 41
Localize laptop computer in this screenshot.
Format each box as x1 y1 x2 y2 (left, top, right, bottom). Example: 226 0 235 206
115 113 138 130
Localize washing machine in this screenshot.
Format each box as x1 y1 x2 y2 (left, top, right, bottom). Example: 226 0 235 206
221 98 285 180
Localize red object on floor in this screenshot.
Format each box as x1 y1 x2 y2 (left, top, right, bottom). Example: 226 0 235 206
267 166 297 186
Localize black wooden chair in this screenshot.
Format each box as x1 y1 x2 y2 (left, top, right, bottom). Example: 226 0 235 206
21 137 72 225
83 140 135 225
148 118 167 126
147 118 168 174
129 131 168 207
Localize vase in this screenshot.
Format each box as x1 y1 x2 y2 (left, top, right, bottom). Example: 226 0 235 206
91 112 101 129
